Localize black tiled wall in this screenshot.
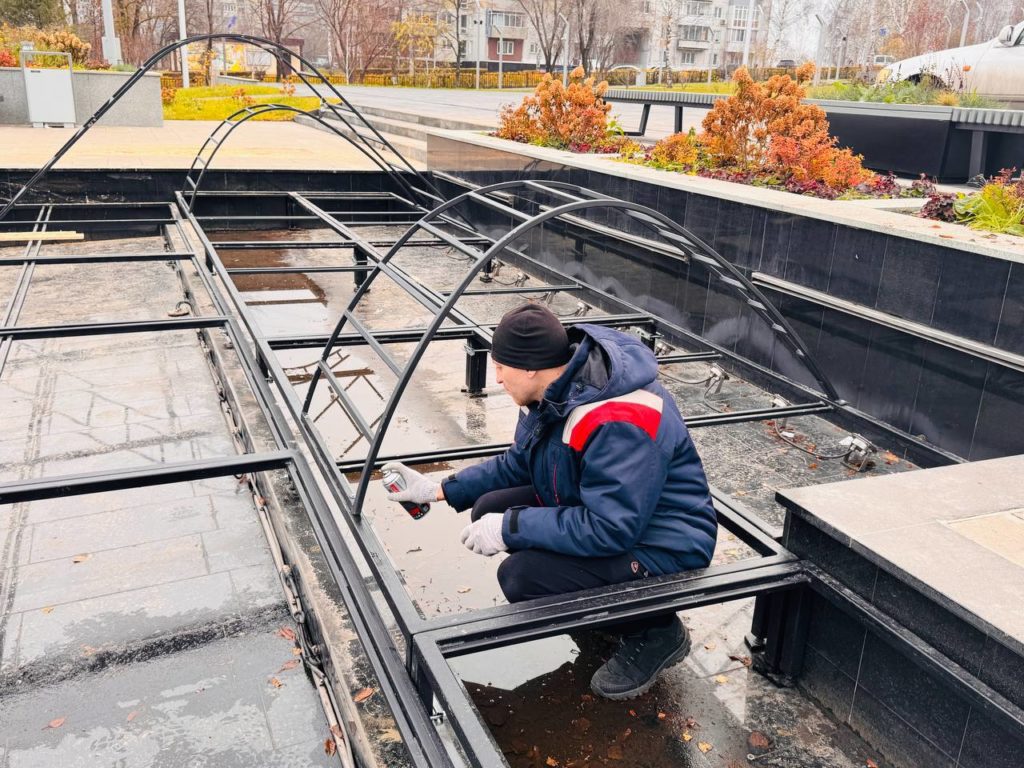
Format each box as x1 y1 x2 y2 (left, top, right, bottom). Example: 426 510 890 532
429 137 1024 460
785 516 1024 768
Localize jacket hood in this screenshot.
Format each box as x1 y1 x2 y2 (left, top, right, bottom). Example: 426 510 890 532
540 324 659 419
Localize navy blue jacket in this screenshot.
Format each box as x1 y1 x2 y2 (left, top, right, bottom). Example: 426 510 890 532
442 324 717 575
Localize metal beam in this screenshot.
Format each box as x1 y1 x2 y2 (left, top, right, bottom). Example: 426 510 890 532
0 316 227 340
0 451 294 505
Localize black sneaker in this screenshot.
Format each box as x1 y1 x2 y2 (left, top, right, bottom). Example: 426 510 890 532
589 616 691 700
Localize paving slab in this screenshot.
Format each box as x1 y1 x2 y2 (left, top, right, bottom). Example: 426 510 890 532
778 455 1024 653
0 629 333 768
0 121 381 170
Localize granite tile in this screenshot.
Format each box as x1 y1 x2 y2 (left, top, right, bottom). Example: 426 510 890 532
875 238 943 325
713 200 756 268
797 646 857 723
908 344 987 460
826 227 887 306
784 217 837 292
855 326 926 433
956 706 1024 768
856 634 971 758
812 307 873 405
976 635 1024 711
805 594 867 679
931 251 1010 345
993 262 1024 356
848 686 957 768
870 568 987 679
759 210 797 276
969 364 1024 460
681 192 719 246
785 517 879 601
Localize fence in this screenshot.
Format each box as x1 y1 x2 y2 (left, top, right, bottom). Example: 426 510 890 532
598 65 865 87
359 68 545 89
159 71 209 89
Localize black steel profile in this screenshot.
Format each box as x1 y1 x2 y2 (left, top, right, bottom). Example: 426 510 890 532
0 452 294 505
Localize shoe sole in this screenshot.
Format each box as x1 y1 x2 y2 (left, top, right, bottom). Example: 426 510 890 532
590 633 692 701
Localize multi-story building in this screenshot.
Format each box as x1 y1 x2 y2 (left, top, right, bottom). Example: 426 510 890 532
621 0 765 72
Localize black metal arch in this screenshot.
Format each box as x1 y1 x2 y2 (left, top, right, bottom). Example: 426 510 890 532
301 179 841 520
0 33 442 222
181 103 415 210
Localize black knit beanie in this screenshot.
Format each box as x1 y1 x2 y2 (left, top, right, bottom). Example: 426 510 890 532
491 304 572 370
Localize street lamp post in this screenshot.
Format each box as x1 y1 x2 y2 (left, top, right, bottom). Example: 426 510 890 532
100 0 122 65
557 12 570 85
813 13 826 86
472 0 484 90
958 0 970 47
741 0 755 67
492 21 504 89
177 0 189 87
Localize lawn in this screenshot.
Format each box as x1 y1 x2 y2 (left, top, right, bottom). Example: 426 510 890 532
163 85 338 121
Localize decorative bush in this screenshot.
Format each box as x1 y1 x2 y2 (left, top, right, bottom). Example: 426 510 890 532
495 66 623 152
0 48 15 67
919 169 1024 237
35 29 91 64
648 130 700 170
160 85 178 105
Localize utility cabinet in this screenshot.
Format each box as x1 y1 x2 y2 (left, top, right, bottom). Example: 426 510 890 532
22 50 76 127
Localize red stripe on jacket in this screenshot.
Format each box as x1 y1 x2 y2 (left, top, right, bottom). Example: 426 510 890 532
568 402 662 451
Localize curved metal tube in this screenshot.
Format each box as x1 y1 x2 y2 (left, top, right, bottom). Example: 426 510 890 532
0 33 440 221
181 103 407 210
300 182 841 515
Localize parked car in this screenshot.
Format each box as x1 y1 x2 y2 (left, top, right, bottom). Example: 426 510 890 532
880 21 1024 106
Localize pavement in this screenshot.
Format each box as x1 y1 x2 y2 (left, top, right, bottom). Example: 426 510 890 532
0 237 336 766
0 120 381 170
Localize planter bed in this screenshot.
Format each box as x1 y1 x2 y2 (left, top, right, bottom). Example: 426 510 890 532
427 130 1024 461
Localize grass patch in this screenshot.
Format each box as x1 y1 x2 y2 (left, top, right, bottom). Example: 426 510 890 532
806 80 1003 108
163 85 337 121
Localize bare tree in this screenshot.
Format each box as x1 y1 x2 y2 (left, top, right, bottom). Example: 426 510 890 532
569 0 629 75
428 0 470 69
515 0 568 72
312 0 399 81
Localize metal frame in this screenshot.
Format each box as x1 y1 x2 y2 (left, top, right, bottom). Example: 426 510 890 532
0 53 978 764
0 201 456 768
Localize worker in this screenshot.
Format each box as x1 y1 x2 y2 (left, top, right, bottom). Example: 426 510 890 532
383 303 717 700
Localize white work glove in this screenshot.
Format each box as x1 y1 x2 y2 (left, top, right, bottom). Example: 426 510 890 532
381 462 440 505
460 514 508 557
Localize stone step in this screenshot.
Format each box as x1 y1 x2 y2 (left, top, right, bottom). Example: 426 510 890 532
338 102 494 133
296 110 429 165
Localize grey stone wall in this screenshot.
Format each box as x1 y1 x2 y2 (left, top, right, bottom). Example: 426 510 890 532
0 68 162 126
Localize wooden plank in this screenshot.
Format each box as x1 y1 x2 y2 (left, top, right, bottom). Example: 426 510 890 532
0 231 84 243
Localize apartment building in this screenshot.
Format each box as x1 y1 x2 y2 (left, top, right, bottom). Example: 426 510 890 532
622 0 766 72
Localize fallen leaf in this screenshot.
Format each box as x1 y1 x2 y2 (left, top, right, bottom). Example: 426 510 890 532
607 744 624 760
269 677 283 688
278 659 300 673
748 730 771 749
574 717 591 731
808 461 819 470
126 711 138 722
330 724 345 741
866 760 878 768
41 606 55 614
628 709 636 717
622 727 632 740
714 674 728 684
277 627 296 642
353 687 374 703
657 712 667 720
324 738 337 756
292 647 303 656
882 451 899 465
546 758 559 766
704 641 716 651
939 234 954 239
682 731 693 742
728 654 753 667
44 717 66 729
685 716 699 729
698 741 713 753
71 554 90 564
457 587 472 594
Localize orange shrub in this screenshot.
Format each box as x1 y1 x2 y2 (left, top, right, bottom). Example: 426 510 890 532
699 64 872 193
0 48 15 68
496 66 617 151
649 130 700 169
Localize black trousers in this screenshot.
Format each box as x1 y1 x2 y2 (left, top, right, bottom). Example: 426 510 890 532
471 485 674 634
